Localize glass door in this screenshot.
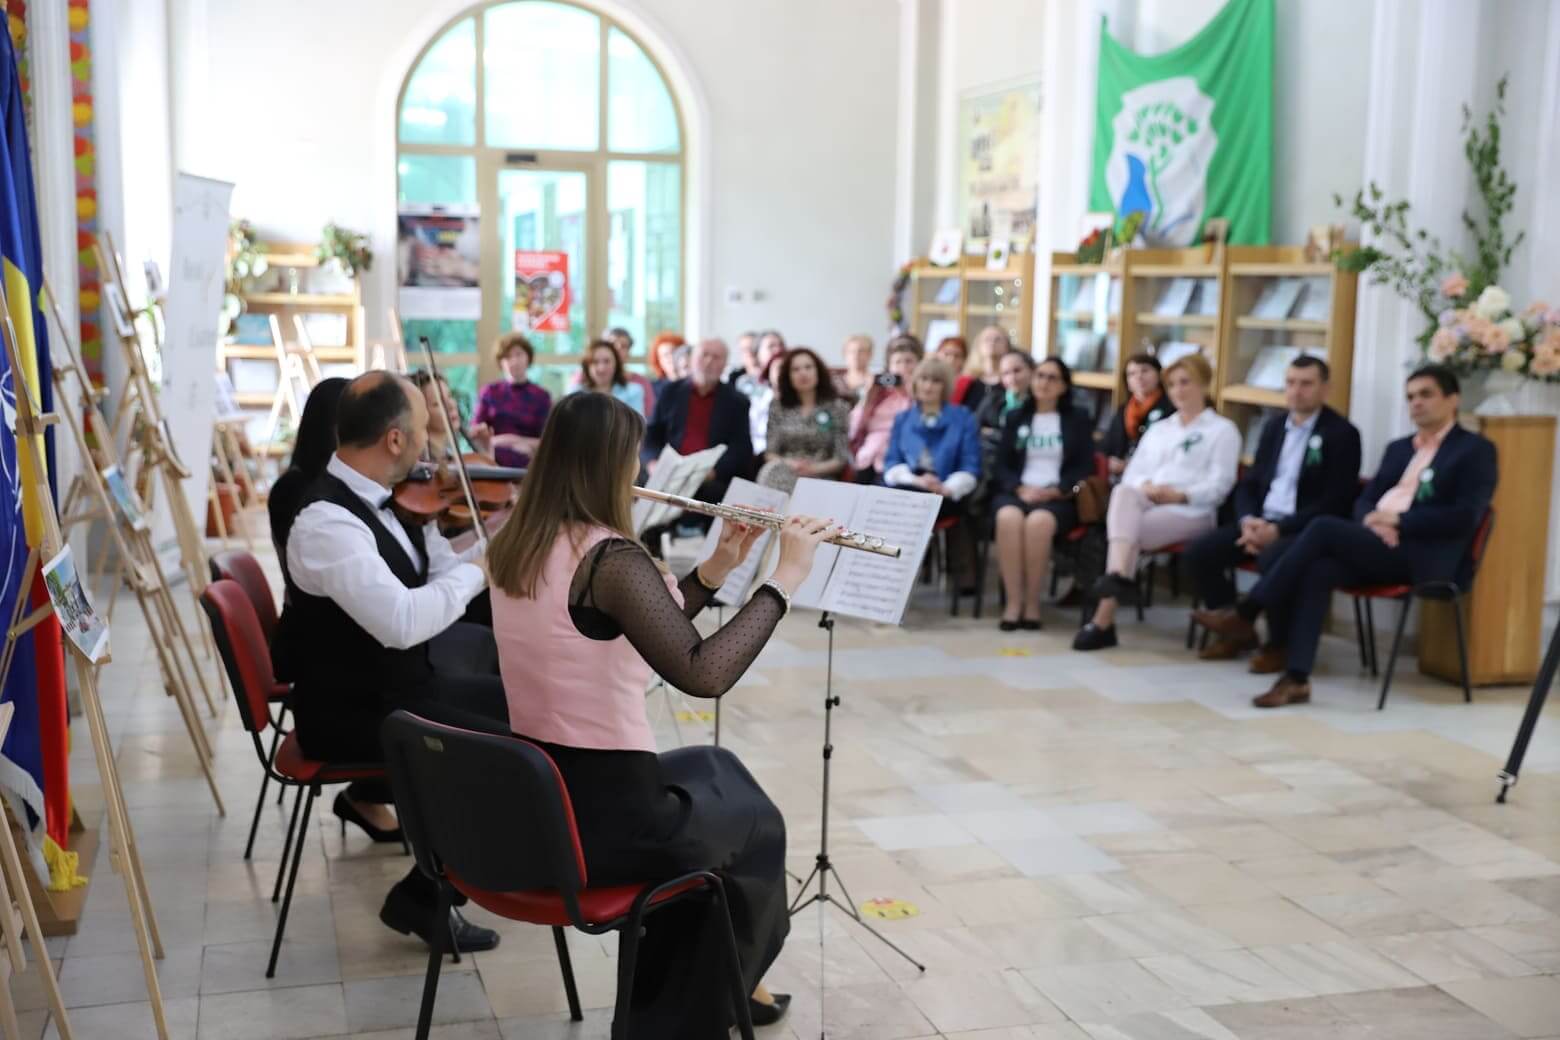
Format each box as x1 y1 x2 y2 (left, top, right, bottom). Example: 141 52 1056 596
496 164 593 399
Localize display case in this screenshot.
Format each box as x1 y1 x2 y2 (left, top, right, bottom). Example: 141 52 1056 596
1047 251 1124 422
907 253 1036 350
1118 245 1225 396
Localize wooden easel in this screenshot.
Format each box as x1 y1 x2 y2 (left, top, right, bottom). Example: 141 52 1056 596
0 283 169 1040
41 285 225 814
0 703 73 1040
93 234 225 704
209 418 255 549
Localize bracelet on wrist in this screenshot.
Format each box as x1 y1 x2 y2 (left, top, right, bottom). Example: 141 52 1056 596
760 578 792 616
694 565 723 592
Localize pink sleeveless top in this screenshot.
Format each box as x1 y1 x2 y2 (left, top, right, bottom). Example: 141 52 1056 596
492 526 680 753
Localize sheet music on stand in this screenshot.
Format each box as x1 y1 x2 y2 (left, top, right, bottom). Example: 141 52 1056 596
631 444 728 534
696 478 790 606
787 479 941 625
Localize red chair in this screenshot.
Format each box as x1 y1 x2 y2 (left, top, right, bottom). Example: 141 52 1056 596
380 710 756 1040
210 550 292 860
200 579 389 978
1345 508 1495 710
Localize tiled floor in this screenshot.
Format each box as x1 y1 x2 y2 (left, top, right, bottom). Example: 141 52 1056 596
10 543 1560 1039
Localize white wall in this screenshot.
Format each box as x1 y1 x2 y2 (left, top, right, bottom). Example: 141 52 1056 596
183 0 900 360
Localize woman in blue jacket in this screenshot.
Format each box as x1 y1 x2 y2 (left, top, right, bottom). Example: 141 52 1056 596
884 356 983 587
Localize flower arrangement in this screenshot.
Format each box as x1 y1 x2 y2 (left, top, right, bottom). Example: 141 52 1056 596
1333 76 1543 379
222 219 265 337
1428 283 1560 381
317 222 373 278
886 260 912 330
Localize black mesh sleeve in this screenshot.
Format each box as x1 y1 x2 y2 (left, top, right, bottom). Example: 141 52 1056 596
571 540 785 698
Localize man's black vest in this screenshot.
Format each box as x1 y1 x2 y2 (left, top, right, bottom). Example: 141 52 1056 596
275 472 437 717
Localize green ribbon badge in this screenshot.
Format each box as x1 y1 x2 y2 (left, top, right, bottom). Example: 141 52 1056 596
1148 409 1164 422
1415 467 1435 502
816 411 832 427
1016 424 1030 442
1305 434 1323 466
1179 432 1203 454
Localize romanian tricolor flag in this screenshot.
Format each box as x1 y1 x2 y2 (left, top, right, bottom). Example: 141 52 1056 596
0 24 76 889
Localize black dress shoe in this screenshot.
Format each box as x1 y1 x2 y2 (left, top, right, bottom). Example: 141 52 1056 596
998 619 1020 632
380 888 500 953
1071 622 1118 651
1091 572 1139 606
333 792 403 844
1019 618 1042 631
748 993 791 1026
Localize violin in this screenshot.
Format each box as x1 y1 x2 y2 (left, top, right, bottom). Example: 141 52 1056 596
391 452 526 533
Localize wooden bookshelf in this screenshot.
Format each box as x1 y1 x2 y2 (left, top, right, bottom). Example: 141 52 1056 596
1119 244 1225 396
1215 244 1358 448
907 252 1036 348
1047 251 1124 417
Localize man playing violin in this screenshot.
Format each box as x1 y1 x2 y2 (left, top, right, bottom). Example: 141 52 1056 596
274 370 507 955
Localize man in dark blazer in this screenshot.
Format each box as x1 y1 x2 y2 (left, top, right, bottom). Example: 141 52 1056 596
1195 364 1496 708
643 337 754 510
1186 356 1362 669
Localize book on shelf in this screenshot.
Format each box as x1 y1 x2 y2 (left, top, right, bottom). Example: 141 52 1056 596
932 278 961 305
1250 278 1305 320
1155 340 1203 366
1293 278 1331 322
1153 277 1197 317
1190 278 1220 316
1060 329 1104 371
1107 278 1122 314
1068 279 1096 315
1244 345 1302 390
924 318 960 347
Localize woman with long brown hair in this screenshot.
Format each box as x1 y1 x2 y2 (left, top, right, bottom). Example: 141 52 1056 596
486 392 834 1035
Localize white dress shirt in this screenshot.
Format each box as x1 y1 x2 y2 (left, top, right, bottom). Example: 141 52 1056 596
286 454 486 650
1121 406 1241 517
1258 411 1320 521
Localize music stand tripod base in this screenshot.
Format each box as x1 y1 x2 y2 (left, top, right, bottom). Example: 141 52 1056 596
787 612 925 973
1495 620 1559 803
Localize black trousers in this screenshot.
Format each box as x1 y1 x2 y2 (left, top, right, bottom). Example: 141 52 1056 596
1184 524 1295 646
1247 516 1412 676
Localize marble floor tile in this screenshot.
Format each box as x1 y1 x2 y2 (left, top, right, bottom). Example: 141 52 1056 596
1127 854 1276 905
923 878 1089 927
1077 1008 1241 1040
958 808 1072 842
855 813 979 850
1325 984 1519 1039
43 997 200 1040
57 947 202 1008
988 836 1123 877
1202 996 1374 1040
945 1026 1092 1040
1082 910 1240 958
899 968 1065 1033
343 971 494 1032
1038 802 1164 836
1468 922 1560 972
1137 948 1313 1005
1246 939 1426 995
1021 960 1190 1022
1439 975 1560 1039
1180 898 1348 947
196 983 349 1040
1365 928 1542 983
1290 884 1457 936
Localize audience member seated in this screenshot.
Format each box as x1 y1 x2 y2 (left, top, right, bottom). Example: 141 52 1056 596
748 352 785 456
603 326 657 418
848 336 921 483
273 371 509 954
1073 354 1239 651
1195 365 1497 708
836 333 876 403
1184 356 1362 668
936 335 971 403
956 324 1013 415
571 338 647 416
992 358 1096 631
1101 353 1171 475
757 347 851 493
411 369 492 461
884 356 983 587
473 332 551 469
644 338 755 509
649 331 687 399
671 342 692 381
728 330 762 391
971 340 1023 453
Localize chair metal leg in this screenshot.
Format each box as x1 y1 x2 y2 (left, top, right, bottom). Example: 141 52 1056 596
553 926 584 1022
1169 556 1180 599
611 915 643 1040
1377 598 1412 711
1352 597 1368 671
1185 597 1199 650
1365 598 1380 677
245 718 287 860
1451 593 1473 703
272 784 304 903
710 880 756 1040
268 785 316 978
413 884 452 1040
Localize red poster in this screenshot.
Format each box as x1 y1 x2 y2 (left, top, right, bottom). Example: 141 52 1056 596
513 250 570 332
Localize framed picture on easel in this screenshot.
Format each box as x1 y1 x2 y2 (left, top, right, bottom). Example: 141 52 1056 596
104 281 136 338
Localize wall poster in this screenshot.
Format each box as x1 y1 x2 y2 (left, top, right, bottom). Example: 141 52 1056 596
958 79 1042 247
397 204 481 319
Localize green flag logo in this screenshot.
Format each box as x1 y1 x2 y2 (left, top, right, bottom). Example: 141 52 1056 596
1105 78 1218 247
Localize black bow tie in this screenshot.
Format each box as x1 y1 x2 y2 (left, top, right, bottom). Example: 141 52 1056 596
376 495 393 511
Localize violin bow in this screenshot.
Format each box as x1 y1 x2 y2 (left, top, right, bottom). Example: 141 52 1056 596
416 336 490 551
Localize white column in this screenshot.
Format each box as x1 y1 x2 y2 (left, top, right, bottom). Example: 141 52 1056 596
167 0 212 177
893 0 940 273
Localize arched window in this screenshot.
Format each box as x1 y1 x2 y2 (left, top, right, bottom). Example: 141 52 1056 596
396 1 685 409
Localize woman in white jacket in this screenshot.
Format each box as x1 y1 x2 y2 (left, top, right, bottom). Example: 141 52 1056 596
1073 353 1239 651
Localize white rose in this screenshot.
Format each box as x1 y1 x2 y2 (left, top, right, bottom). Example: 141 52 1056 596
1498 317 1524 343
1473 285 1511 321
1501 349 1526 373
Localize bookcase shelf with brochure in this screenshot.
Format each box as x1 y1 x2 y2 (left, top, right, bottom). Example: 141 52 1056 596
1047 251 1124 420
908 253 1035 351
1215 245 1357 455
1118 245 1225 402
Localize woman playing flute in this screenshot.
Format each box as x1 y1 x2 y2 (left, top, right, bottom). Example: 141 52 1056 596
485 391 837 1036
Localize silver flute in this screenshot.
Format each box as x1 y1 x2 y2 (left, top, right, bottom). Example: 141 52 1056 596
632 486 902 558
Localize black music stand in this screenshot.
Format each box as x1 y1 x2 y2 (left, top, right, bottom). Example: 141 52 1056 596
1496 621 1560 803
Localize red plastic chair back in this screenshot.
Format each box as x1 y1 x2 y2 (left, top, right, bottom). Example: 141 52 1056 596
210 549 279 643
200 579 279 737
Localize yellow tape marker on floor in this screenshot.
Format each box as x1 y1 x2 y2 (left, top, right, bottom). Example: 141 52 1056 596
860 897 919 920
998 647 1032 657
674 710 716 723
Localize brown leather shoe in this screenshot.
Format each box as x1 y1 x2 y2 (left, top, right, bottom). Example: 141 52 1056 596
1198 633 1256 660
1191 606 1259 645
1252 674 1310 708
1249 645 1287 674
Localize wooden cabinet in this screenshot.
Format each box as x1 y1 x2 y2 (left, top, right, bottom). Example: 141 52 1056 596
1047 252 1125 417
1419 415 1556 686
907 253 1036 349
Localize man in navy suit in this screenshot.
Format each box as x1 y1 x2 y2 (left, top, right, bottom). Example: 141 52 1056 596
1186 356 1362 670
643 337 755 517
1195 365 1496 708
